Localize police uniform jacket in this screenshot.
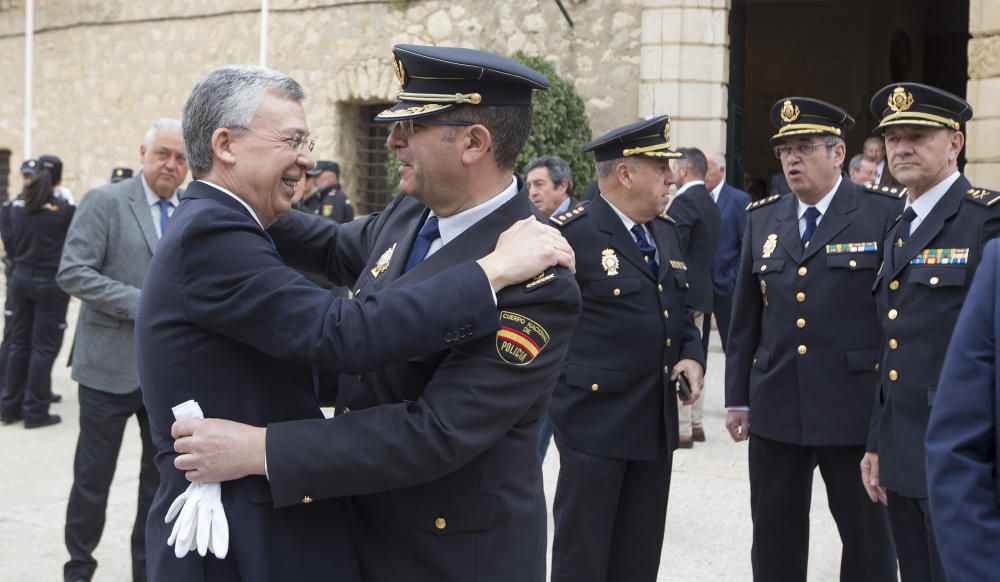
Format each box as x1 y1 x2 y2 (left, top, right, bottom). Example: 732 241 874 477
137 181 502 582
669 183 721 313
317 186 355 223
725 179 900 446
264 189 581 582
870 174 1000 497
2 197 74 275
547 196 704 459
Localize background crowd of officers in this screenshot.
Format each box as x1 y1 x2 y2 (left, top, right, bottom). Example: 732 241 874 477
0 54 989 581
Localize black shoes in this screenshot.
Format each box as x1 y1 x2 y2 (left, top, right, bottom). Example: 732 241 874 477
24 414 61 429
1 414 23 425
50 392 63 403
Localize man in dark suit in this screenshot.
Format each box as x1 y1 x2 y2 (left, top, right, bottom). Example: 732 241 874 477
547 115 704 582
725 97 897 582
57 119 186 582
704 149 750 353
865 136 900 189
925 238 1000 580
862 82 1000 582
668 146 720 446
168 46 580 582
138 60 572 582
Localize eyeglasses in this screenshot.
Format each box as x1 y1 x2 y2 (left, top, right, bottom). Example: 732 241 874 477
774 142 832 159
236 127 315 152
390 119 474 137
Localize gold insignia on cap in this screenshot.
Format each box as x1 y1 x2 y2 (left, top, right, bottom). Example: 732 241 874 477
370 242 396 278
601 249 620 277
392 54 407 88
888 86 914 113
663 122 671 141
115 169 123 176
780 100 800 123
762 233 777 258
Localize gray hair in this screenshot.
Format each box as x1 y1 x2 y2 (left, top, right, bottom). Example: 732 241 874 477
523 156 573 194
710 151 726 169
183 65 306 179
143 118 183 150
849 153 876 173
595 157 631 179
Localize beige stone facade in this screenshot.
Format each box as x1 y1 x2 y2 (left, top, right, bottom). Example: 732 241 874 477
0 0 997 202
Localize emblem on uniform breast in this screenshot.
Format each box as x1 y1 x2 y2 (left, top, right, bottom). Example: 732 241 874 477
370 243 397 278
888 86 914 113
762 233 777 258
601 249 620 277
780 100 800 123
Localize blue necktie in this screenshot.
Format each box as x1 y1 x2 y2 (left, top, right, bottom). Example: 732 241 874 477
158 199 171 237
801 206 820 245
630 224 659 278
404 216 441 273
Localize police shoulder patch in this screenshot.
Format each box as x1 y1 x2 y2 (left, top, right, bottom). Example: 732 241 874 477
496 311 550 366
549 201 589 226
746 194 781 212
965 187 1000 207
862 182 906 199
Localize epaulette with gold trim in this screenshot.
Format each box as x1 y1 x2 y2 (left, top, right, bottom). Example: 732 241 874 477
965 187 1000 207
657 211 676 224
746 194 781 211
862 182 906 199
549 201 589 226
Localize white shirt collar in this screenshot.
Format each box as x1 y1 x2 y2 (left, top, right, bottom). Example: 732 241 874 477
676 180 705 196
797 176 840 221
142 174 180 208
904 170 961 224
430 177 519 249
197 180 265 229
710 181 723 202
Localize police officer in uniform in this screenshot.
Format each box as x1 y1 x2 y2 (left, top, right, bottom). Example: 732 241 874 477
298 160 354 223
548 115 705 582
861 82 1000 582
110 167 133 183
725 97 898 581
0 168 74 427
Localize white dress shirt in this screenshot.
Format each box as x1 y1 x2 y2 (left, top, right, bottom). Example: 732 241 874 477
423 177 519 259
901 171 961 236
142 175 182 239
601 194 659 263
710 181 723 204
796 177 840 241
676 180 705 198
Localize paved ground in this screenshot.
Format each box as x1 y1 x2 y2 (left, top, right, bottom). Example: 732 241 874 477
0 300 847 581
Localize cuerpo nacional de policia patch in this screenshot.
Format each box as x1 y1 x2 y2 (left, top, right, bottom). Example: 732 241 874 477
496 311 550 366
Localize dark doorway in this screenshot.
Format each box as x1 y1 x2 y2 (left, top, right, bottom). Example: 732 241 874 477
728 0 970 193
0 149 10 203
356 104 394 216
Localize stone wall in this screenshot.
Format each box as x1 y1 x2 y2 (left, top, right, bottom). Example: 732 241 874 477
0 0 650 202
968 0 1000 185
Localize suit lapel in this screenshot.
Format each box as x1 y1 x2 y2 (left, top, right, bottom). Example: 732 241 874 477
801 181 855 261
775 195 803 263
371 200 427 290
593 196 657 281
128 175 159 254
890 176 969 278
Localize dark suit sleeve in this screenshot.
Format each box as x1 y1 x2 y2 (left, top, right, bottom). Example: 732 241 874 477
264 277 582 506
925 239 1000 580
181 206 499 374
669 194 696 256
724 219 761 408
267 207 374 285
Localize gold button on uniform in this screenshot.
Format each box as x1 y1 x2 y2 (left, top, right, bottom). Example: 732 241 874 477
889 339 898 350
435 517 447 530
890 280 900 291
797 345 807 355
796 292 806 303
796 318 806 329
657 284 663 292
613 288 621 296
302 496 314 504
665 338 672 348
663 366 670 374
341 407 351 414
798 266 808 277
591 384 599 392
849 259 857 268
889 370 899 381
760 264 768 272
663 310 669 319
888 309 898 320
930 276 939 286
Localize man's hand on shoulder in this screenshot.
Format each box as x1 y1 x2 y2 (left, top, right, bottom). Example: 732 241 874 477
173 418 267 483
477 217 576 292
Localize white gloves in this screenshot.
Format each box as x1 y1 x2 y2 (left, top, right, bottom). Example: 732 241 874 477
166 399 230 559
